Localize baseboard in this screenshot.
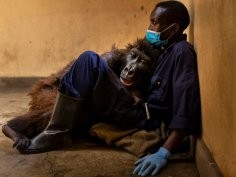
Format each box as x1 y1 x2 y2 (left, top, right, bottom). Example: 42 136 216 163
195 139 224 177
0 77 43 88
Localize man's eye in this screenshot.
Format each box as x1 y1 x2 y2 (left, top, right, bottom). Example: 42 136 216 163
151 19 157 26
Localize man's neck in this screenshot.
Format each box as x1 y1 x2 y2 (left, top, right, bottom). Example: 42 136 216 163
165 33 186 49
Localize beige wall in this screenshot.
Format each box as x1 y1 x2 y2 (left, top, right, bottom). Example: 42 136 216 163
0 0 157 76
1 0 236 176
192 0 236 177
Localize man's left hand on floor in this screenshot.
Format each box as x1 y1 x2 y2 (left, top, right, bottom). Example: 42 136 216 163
133 147 171 176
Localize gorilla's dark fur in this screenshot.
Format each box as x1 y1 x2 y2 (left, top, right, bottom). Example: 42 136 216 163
3 39 161 140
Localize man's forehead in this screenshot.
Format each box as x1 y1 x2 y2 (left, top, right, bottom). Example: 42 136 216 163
150 7 168 23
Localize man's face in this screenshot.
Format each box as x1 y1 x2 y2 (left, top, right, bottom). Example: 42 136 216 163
148 7 174 40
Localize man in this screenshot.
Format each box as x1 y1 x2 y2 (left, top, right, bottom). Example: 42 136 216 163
132 1 201 176
21 1 201 176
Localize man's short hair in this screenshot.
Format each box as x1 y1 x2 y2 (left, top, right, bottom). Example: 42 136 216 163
155 1 190 31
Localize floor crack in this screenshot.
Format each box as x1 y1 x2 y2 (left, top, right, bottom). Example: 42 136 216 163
44 153 57 177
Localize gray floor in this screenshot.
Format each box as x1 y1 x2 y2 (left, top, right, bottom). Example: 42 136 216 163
0 86 199 177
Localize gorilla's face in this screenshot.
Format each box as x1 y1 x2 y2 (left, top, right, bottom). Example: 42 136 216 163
120 48 154 88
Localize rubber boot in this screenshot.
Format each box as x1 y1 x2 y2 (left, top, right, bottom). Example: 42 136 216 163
20 92 84 154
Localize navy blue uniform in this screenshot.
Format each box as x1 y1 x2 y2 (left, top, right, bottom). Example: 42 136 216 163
59 39 201 134
146 40 201 134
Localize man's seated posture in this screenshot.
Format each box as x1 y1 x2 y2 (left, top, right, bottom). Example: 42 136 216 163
2 1 201 176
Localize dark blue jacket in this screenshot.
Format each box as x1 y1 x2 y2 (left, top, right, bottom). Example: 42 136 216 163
145 40 201 134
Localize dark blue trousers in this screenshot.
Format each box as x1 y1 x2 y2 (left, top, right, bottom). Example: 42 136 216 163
59 51 146 129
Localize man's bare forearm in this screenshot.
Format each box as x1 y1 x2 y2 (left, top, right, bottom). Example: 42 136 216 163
162 129 187 152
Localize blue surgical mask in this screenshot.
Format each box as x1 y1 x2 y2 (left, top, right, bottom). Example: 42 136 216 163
145 24 175 47
145 30 168 47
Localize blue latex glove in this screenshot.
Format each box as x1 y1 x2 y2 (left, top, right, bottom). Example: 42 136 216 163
133 147 171 176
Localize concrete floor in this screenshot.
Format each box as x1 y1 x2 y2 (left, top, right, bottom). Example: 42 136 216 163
0 86 200 177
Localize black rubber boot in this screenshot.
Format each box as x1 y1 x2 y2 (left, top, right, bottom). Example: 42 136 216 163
20 92 83 154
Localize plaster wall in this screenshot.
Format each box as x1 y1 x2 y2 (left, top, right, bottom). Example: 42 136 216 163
193 1 236 177
0 0 157 76
1 0 236 176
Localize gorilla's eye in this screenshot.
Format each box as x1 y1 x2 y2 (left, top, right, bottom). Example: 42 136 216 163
140 59 145 63
130 51 137 58
140 59 148 64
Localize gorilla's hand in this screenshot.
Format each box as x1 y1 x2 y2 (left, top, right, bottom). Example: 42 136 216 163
131 89 145 106
2 124 31 150
13 135 31 150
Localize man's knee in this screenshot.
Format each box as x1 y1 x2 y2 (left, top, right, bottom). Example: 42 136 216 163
80 50 98 59
75 50 108 71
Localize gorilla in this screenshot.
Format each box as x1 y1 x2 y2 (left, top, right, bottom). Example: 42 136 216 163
2 39 162 150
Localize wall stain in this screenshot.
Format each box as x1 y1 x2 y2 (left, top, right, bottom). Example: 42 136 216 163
3 49 18 64
140 5 148 15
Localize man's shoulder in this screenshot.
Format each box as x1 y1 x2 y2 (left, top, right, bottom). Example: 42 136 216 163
173 40 194 51
167 40 196 59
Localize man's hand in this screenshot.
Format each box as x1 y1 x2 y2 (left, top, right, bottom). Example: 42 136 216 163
133 147 171 176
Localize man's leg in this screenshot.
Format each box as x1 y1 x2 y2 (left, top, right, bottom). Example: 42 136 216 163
22 51 145 153
20 51 104 153
59 51 108 99
60 51 146 129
